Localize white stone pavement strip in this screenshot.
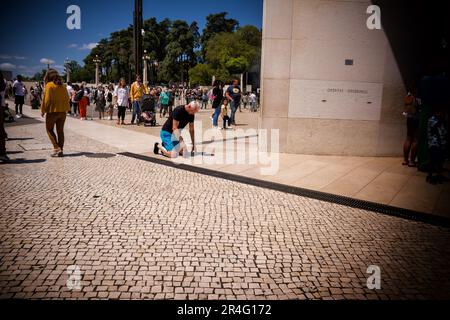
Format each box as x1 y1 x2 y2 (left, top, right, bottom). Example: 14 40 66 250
1 121 450 300
21 104 159 154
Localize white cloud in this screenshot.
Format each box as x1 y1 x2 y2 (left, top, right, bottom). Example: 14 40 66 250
66 43 98 50
79 43 98 50
40 58 55 65
14 56 27 60
0 63 16 70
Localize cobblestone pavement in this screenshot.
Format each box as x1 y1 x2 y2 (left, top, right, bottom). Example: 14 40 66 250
1 122 450 300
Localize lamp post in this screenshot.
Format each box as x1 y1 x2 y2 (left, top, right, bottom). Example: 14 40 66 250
64 58 71 83
178 53 188 88
133 0 143 79
152 60 159 86
142 50 150 86
42 59 52 70
93 55 101 86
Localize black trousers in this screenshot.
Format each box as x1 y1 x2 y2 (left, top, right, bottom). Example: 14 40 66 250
223 115 231 128
117 106 126 121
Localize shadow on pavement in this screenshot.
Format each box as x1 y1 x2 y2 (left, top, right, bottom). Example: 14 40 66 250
200 134 258 145
62 152 94 158
1 158 47 165
5 137 34 141
84 153 117 159
62 152 117 159
4 116 42 127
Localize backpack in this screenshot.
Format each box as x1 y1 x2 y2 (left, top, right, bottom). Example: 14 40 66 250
160 92 169 105
75 90 84 102
107 91 113 102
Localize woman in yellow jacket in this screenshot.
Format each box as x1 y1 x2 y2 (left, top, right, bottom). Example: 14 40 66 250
40 69 70 157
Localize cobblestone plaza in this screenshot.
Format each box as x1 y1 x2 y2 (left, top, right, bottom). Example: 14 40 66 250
1 114 450 300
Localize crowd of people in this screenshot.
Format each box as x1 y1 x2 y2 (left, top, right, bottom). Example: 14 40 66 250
60 76 259 128
0 70 260 162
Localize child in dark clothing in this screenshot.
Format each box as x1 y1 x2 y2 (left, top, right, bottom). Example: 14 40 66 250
426 108 448 184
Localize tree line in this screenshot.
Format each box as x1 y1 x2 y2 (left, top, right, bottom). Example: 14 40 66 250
33 12 261 86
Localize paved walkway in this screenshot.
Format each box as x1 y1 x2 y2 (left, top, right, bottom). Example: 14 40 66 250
10 102 450 218
1 103 450 299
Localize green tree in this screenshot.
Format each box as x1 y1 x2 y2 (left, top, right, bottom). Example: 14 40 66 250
73 14 261 86
236 25 262 47
201 12 239 58
225 56 249 75
63 60 82 82
204 31 259 76
189 64 214 86
158 20 200 83
32 69 47 81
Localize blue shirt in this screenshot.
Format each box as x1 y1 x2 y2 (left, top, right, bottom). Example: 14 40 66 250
226 85 241 103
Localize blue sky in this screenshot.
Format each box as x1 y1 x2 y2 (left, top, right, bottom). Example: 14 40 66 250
0 0 263 77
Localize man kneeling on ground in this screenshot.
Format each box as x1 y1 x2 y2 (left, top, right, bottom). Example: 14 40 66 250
154 101 200 158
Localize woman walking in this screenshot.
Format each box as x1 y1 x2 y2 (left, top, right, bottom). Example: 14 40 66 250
71 84 81 116
95 85 106 120
105 84 114 120
78 84 89 120
113 78 129 125
40 69 70 157
211 80 224 129
13 75 26 118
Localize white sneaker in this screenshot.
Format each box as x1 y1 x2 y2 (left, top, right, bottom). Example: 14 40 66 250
15 114 20 119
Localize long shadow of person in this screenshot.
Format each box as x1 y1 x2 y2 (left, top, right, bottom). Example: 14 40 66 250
0 158 47 164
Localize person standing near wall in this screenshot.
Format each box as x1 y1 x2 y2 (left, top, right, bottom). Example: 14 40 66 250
402 91 419 167
0 72 9 162
40 69 70 158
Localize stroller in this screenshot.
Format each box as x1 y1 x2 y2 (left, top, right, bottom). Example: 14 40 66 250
3 104 15 123
139 94 157 127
